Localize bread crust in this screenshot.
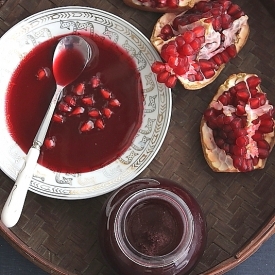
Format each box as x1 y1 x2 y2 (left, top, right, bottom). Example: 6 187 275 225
200 73 275 172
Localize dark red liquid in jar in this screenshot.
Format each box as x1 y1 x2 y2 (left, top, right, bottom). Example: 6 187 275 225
126 198 183 256
53 47 85 86
5 34 143 173
99 178 207 275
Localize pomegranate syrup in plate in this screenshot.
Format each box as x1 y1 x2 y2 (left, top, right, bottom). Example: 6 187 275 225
5 34 144 173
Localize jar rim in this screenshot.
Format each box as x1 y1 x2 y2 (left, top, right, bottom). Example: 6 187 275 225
114 179 195 268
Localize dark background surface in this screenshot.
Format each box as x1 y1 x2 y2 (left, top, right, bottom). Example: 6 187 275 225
0 234 274 275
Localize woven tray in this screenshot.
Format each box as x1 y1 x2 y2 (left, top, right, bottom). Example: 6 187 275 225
0 0 275 274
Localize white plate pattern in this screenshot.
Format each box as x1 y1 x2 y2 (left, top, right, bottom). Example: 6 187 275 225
0 7 171 199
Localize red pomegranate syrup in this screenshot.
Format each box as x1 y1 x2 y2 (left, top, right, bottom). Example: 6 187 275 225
5 34 144 173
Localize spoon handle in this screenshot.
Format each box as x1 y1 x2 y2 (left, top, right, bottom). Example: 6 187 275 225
1 146 40 228
1 85 64 228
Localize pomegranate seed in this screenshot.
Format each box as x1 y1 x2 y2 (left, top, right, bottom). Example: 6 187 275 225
64 95 77 106
260 117 274 128
215 137 225 148
151 61 166 74
220 123 230 133
58 102 72 113
235 81 247 91
257 139 271 150
95 119 105 130
220 51 230 63
234 128 247 137
221 14 232 29
165 75 178 88
245 158 254 172
168 56 178 69
227 3 242 16
70 106 85 116
232 10 245 20
236 104 246 116
204 108 216 120
109 98 121 107
164 43 178 57
166 0 179 8
195 71 204 81
236 135 249 146
182 30 196 43
212 54 224 66
36 67 51 80
226 44 237 58
232 156 243 169
172 17 188 31
223 115 234 124
161 24 174 37
252 131 263 141
88 108 100 118
80 120 94 133
188 74 195 82
189 38 201 53
200 59 216 70
211 7 222 16
192 25 205 37
229 86 237 95
247 75 261 88
223 143 230 153
258 126 274 134
202 69 215 79
230 117 243 129
52 113 65 123
255 93 267 106
258 148 269 159
212 16 222 31
233 145 247 156
44 136 56 149
102 107 113 118
101 88 112 99
157 71 170 83
73 83 85 95
249 97 260 109
178 43 194 56
236 89 250 102
249 88 258 97
91 75 101 88
82 96 95 105
216 114 225 127
175 36 185 47
220 0 232 11
252 156 259 166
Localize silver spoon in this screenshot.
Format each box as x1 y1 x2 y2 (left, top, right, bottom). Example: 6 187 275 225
1 35 93 228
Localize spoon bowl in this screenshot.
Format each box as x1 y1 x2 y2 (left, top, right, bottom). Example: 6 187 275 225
1 35 93 228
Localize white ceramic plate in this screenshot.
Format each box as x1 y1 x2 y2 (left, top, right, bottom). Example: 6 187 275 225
0 6 171 199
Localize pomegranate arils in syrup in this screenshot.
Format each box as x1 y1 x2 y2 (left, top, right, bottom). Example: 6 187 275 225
203 75 274 172
36 67 51 80
51 74 121 143
152 0 245 87
44 136 56 149
80 120 94 133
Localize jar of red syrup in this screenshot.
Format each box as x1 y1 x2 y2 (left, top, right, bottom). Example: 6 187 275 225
99 178 207 275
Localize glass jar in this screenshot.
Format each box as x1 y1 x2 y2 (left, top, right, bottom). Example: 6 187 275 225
99 178 207 275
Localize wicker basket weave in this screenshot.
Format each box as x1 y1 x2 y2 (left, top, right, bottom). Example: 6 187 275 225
0 0 274 274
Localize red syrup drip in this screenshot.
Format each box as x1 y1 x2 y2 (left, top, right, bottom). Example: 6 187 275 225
5 34 144 173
